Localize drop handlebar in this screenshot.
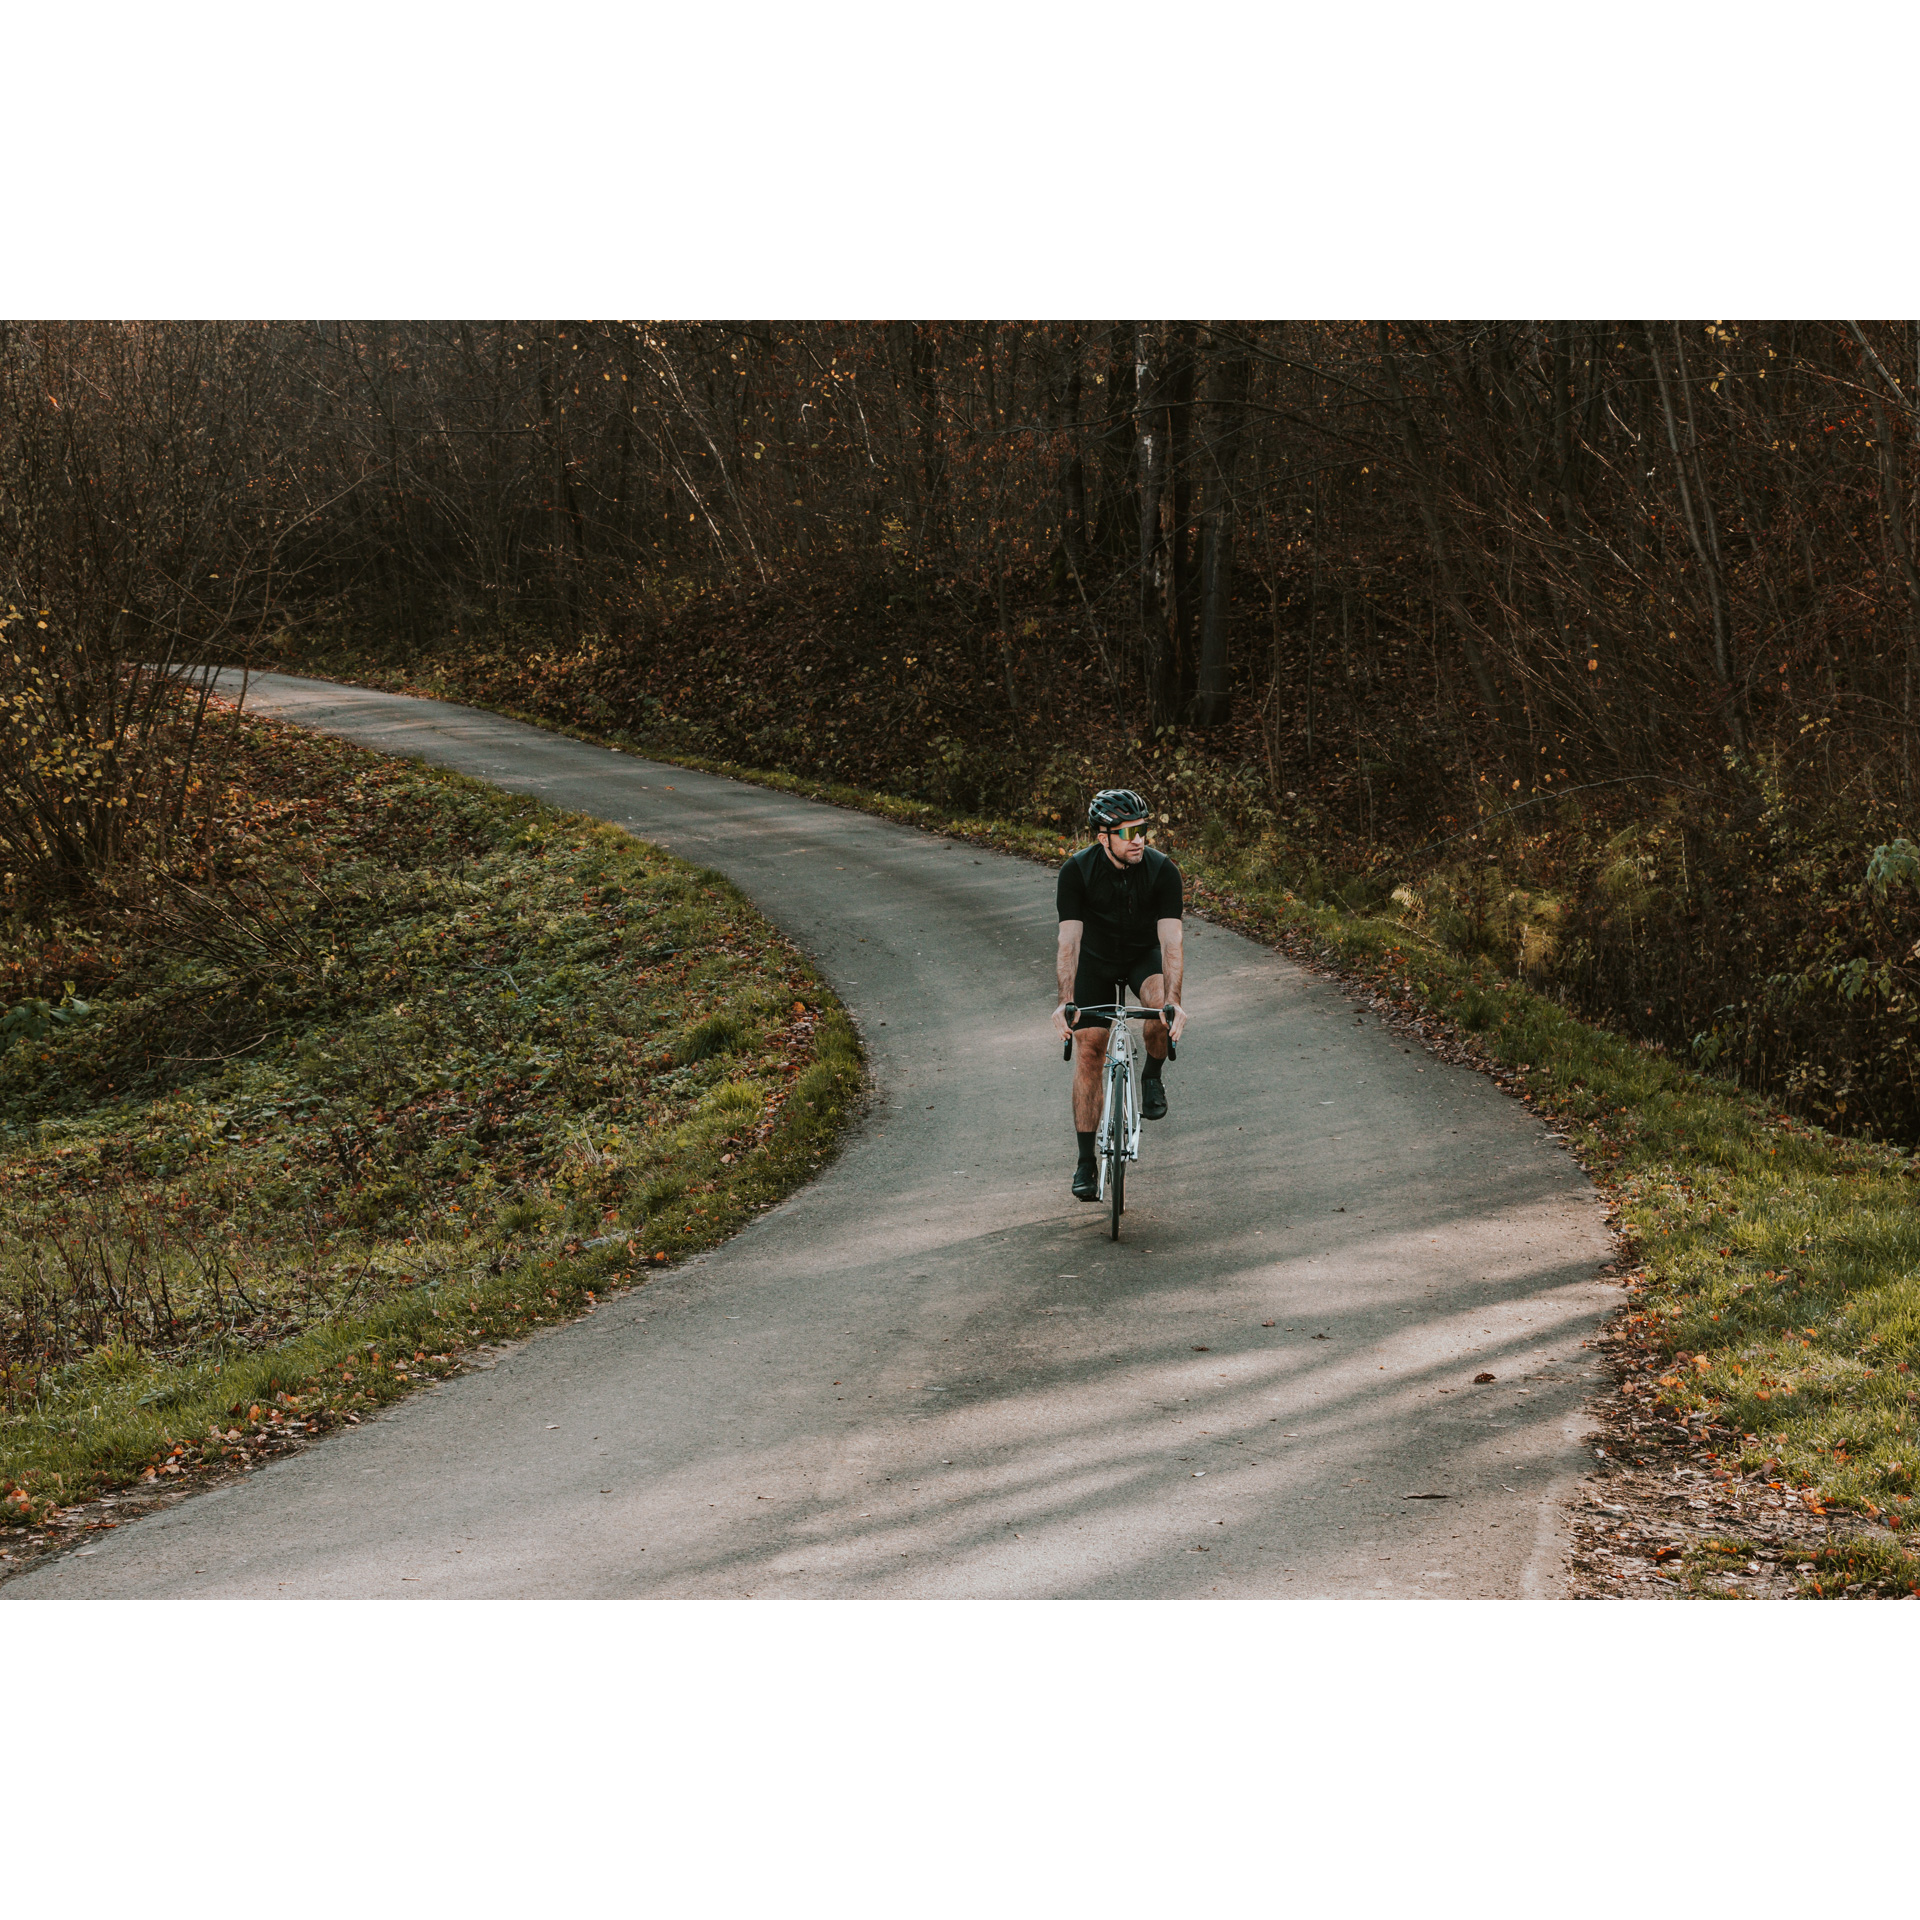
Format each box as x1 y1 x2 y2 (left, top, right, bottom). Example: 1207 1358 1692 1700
1059 1003 1177 1063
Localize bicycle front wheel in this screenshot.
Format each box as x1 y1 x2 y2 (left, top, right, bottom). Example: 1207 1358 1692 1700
1108 1063 1126 1239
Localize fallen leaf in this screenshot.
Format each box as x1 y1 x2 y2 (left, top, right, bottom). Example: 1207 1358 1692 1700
1473 1372 1496 1384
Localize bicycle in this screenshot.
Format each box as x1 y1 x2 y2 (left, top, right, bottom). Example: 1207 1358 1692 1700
1062 986 1175 1241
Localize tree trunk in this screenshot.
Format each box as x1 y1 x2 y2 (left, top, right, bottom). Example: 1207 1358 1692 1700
1136 323 1175 728
1165 324 1199 709
982 325 1022 726
1042 327 1087 598
1375 323 1514 757
1195 333 1250 727
1645 321 1744 752
533 333 581 644
1094 322 1137 567
910 323 949 550
1048 328 1087 594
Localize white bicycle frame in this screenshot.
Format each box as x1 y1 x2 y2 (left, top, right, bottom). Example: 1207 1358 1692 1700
1062 990 1169 1239
1093 993 1142 1198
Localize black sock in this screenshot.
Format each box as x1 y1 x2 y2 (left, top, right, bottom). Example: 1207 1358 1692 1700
1076 1129 1096 1164
1143 1055 1164 1081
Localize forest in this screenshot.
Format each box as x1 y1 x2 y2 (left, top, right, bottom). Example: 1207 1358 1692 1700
9 317 1920 1141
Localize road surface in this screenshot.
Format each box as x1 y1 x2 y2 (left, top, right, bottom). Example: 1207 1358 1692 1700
8 675 1616 1598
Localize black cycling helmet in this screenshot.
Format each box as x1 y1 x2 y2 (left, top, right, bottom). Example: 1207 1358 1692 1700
1087 787 1149 830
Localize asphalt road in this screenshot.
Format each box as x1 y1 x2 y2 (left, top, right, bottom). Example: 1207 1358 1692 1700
10 674 1616 1599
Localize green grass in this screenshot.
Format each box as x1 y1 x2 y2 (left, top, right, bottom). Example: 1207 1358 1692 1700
0 712 862 1535
1682 1535 1762 1598
1791 1535 1920 1598
1683 1531 1920 1599
273 652 1920 1545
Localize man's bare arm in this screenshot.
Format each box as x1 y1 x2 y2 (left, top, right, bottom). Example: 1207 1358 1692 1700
1158 918 1188 1040
1053 919 1083 1039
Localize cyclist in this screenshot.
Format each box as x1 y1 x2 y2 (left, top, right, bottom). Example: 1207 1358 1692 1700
1051 788 1188 1200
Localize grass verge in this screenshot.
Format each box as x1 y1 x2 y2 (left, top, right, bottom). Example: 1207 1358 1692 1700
1222 898 1920 1539
269 658 1920 1560
0 707 862 1561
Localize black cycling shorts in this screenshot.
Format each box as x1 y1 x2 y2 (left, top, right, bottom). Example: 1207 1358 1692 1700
1070 945 1164 1029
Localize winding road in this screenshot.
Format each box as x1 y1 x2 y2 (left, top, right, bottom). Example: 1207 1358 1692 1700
9 675 1616 1599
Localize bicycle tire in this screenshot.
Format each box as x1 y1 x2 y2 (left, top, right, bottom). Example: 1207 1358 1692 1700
1109 1062 1126 1239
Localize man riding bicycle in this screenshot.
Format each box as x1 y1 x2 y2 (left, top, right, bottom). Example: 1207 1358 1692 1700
1051 788 1188 1201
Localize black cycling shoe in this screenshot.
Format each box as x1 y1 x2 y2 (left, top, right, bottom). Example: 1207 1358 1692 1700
1072 1159 1100 1201
1142 1075 1168 1121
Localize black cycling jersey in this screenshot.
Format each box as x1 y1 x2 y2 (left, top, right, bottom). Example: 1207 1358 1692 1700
1056 842 1183 961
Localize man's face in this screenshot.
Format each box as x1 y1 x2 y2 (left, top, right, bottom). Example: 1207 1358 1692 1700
1099 818 1149 866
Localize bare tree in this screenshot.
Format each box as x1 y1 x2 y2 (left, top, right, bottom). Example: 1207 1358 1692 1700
0 323 314 900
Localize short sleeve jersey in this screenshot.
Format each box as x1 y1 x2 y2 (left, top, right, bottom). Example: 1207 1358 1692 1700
1056 843 1183 959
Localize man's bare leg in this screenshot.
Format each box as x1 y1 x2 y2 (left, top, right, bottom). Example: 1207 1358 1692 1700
1138 973 1171 1117
1069 1026 1107 1198
1139 973 1169 1064
1072 1026 1105 1130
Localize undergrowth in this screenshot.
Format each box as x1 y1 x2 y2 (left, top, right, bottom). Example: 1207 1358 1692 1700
281 588 1920 1153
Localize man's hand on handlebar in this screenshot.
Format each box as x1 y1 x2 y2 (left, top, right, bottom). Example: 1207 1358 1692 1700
1052 1001 1079 1043
1163 1002 1188 1044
